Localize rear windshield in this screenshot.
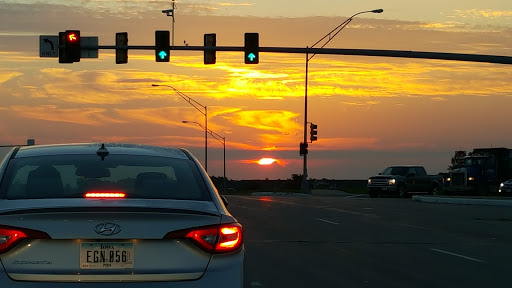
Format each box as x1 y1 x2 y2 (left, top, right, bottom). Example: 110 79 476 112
0 154 211 201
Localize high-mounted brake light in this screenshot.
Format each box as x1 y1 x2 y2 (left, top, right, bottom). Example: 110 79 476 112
0 226 50 254
165 223 243 254
84 191 126 198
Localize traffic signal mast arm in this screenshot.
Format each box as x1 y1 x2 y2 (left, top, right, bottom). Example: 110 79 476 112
70 44 512 65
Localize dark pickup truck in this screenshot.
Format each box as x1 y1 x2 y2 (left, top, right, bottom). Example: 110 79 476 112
367 165 443 198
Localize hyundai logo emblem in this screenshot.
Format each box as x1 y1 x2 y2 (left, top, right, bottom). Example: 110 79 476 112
94 223 121 236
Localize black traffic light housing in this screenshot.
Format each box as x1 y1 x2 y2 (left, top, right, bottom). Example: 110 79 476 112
300 142 309 156
244 33 259 64
59 30 80 63
204 33 216 65
116 32 128 64
310 123 318 142
155 30 170 62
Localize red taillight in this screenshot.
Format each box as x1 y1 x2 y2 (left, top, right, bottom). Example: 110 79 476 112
165 223 243 254
0 226 50 254
84 191 126 198
185 227 219 252
217 226 242 252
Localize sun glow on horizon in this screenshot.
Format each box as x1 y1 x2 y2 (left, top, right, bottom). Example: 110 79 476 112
258 158 279 165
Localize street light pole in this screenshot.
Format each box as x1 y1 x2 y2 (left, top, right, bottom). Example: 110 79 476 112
152 84 208 171
183 121 226 194
301 9 383 193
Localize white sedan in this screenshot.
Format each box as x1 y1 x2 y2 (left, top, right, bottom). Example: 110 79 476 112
0 143 243 287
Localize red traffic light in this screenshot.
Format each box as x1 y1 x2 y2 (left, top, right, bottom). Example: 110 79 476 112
67 33 78 42
59 30 81 63
66 32 79 42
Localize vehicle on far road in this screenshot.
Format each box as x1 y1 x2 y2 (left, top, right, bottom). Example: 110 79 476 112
445 147 512 195
499 179 512 195
367 165 444 198
0 143 243 288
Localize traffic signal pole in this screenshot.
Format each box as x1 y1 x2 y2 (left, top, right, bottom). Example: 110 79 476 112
301 50 310 193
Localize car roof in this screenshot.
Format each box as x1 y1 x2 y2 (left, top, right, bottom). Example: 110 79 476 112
13 143 190 160
388 165 422 168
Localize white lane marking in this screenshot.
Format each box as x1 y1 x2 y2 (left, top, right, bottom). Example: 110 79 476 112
251 281 264 287
430 248 484 263
315 218 339 225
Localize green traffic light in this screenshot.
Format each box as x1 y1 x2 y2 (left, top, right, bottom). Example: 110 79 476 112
247 53 256 62
155 30 170 62
158 51 168 60
244 33 259 64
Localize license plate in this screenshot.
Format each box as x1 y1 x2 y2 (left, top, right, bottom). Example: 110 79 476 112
80 242 134 269
381 187 388 191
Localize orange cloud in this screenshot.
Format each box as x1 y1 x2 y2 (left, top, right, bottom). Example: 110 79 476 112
218 3 253 7
9 105 123 126
454 9 512 19
0 71 22 85
114 107 199 127
227 110 301 132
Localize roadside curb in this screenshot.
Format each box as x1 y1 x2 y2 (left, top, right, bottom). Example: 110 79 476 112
412 195 512 207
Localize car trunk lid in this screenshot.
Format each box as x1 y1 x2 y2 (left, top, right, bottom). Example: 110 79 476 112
0 199 221 282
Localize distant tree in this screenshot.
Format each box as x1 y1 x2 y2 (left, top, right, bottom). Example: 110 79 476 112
283 174 302 190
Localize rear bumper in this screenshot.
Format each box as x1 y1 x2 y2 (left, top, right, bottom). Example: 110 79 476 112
0 248 244 288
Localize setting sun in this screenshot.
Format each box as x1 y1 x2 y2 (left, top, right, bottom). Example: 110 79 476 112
258 158 278 165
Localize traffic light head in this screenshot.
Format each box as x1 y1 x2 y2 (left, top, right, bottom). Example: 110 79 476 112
244 33 259 64
155 30 170 62
116 32 128 64
59 30 81 63
300 142 309 156
309 123 318 142
204 33 216 65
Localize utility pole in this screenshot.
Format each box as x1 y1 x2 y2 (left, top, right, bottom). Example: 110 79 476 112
161 0 176 47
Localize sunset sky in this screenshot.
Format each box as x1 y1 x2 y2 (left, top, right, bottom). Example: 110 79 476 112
1 1 511 180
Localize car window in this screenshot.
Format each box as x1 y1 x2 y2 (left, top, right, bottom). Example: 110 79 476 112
388 167 407 176
414 167 427 176
0 154 211 201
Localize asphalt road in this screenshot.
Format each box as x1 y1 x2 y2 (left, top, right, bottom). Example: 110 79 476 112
225 195 512 288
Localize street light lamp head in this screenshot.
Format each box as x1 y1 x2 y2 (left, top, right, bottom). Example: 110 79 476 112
151 84 160 87
182 120 189 123
371 9 384 13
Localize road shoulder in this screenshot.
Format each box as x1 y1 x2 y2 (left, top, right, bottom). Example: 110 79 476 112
412 195 512 207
